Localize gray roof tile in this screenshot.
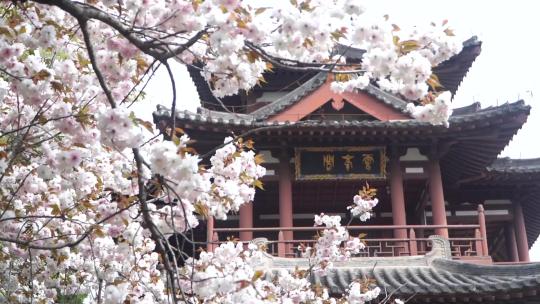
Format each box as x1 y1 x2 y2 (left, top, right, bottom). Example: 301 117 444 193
250 72 328 120
246 73 411 120
257 236 540 300
488 157 540 174
154 100 529 131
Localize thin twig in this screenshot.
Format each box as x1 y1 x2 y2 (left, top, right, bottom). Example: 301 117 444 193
163 60 178 135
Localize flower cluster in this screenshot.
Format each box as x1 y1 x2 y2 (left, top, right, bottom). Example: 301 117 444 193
0 160 165 303
407 91 453 126
349 195 379 221
147 135 266 234
347 283 382 304
204 137 266 220
181 241 342 303
330 74 371 94
182 238 388 303
347 18 462 102
149 136 206 203
97 108 144 150
301 214 365 273
348 184 379 221
180 242 266 301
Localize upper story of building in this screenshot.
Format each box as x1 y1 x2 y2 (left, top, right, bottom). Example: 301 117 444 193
153 36 540 265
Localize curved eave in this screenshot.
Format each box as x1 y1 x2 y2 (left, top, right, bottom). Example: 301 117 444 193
186 63 216 108
454 156 540 248
433 37 482 95
155 100 528 138
188 37 482 112
262 236 540 302
465 171 540 248
440 101 530 185
489 158 540 174
468 172 540 185
310 259 540 302
337 36 482 96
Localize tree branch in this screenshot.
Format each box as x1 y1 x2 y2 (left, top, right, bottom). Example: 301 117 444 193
79 19 117 107
132 147 180 303
0 202 138 250
245 41 365 74
162 60 178 135
33 0 206 61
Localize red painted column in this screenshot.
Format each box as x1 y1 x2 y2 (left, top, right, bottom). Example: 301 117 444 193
477 204 489 256
279 155 293 253
514 201 530 262
239 203 253 242
206 216 214 252
427 156 448 238
506 224 519 262
389 151 407 241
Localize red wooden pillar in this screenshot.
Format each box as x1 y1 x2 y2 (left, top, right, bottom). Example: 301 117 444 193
389 149 407 243
409 229 418 255
506 224 519 262
278 231 286 257
427 155 448 238
475 229 484 256
239 203 253 242
514 201 530 262
279 155 293 254
206 216 214 252
477 204 489 256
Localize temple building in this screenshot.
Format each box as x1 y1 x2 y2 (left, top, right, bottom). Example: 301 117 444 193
154 36 540 303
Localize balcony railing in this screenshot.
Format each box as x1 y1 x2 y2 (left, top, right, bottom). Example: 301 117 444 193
207 205 490 260
208 224 488 259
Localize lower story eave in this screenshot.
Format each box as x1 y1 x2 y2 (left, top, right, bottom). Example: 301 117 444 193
255 236 540 303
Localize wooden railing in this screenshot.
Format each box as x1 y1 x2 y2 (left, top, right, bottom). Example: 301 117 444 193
209 224 487 259
208 205 490 259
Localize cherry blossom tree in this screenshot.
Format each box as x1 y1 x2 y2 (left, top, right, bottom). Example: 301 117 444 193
0 0 462 302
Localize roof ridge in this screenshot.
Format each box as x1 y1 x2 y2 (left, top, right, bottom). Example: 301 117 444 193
363 83 409 114
250 73 413 121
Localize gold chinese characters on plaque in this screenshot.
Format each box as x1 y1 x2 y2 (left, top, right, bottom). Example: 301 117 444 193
294 147 387 180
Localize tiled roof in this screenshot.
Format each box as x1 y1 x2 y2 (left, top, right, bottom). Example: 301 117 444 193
451 101 481 115
489 158 540 174
468 157 540 248
433 36 482 96
438 101 530 184
363 83 409 113
522 189 540 248
188 37 481 114
250 72 328 120
154 100 529 130
249 37 481 120
461 156 540 190
259 236 540 302
249 73 410 120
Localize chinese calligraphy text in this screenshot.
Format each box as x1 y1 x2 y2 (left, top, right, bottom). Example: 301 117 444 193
295 147 386 180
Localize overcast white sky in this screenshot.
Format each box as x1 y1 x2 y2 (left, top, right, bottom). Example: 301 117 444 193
138 0 540 260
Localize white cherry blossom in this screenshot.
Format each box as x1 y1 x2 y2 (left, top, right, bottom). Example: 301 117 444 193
0 0 464 302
